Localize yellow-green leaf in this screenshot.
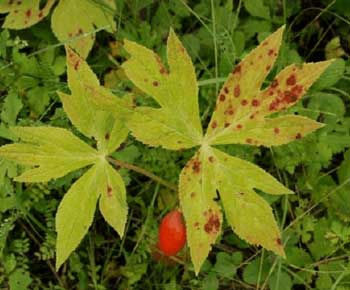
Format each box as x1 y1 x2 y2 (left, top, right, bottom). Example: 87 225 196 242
179 147 222 274
0 126 98 182
99 162 127 237
51 0 116 58
0 0 55 29
60 47 129 154
55 163 103 270
123 29 203 150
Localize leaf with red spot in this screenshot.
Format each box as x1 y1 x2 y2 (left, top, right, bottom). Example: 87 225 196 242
0 0 55 29
0 46 131 270
205 26 333 146
51 0 116 58
97 26 333 274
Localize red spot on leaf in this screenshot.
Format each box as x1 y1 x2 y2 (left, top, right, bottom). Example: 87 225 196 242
241 99 248 106
283 90 298 103
274 128 280 134
236 124 242 129
268 49 274 56
251 99 260 107
204 212 220 234
74 60 80 70
286 74 296 86
192 159 201 173
234 85 241 97
211 121 217 129
295 133 302 139
159 67 168 74
233 65 241 74
219 94 225 101
153 81 159 87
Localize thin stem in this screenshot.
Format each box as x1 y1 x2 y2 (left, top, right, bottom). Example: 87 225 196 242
210 0 219 95
107 157 178 192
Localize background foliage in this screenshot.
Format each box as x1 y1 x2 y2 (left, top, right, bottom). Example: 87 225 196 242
0 0 349 289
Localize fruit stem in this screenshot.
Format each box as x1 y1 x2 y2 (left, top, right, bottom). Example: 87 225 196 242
107 157 178 192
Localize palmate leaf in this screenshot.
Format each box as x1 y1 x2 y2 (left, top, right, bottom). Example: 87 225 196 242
0 47 130 270
121 26 333 274
0 0 116 58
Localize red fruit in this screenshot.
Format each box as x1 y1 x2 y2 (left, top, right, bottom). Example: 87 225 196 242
157 210 186 256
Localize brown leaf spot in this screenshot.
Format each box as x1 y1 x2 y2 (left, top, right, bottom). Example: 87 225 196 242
204 212 220 234
276 238 282 246
233 65 241 74
246 138 253 144
208 156 214 163
219 94 225 101
25 9 31 17
268 49 274 56
159 67 168 75
192 159 201 173
234 85 241 97
38 11 43 18
107 185 113 197
17 1 21 4
271 79 279 88
241 99 248 106
105 133 110 140
251 99 260 107
74 60 80 70
77 28 83 35
266 65 271 71
274 128 280 134
295 133 302 139
224 122 230 128
152 81 159 87
224 87 229 94
194 222 200 230
286 74 296 86
190 192 196 198
283 90 298 103
262 41 269 46
291 84 303 95
236 124 242 129
211 121 217 129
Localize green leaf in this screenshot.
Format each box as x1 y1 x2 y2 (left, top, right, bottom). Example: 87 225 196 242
311 58 345 90
55 162 103 270
123 28 203 150
59 47 129 154
0 126 98 182
0 0 55 29
244 0 270 19
99 162 128 237
179 148 222 274
51 0 116 58
0 89 23 125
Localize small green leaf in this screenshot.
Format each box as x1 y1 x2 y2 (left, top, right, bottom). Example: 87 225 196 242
0 126 98 182
99 162 128 237
60 47 129 154
0 89 23 125
123 29 203 150
51 0 116 58
244 0 270 19
179 147 222 275
0 0 55 29
55 163 103 270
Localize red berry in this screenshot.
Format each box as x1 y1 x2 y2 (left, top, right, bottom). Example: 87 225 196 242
157 210 186 256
